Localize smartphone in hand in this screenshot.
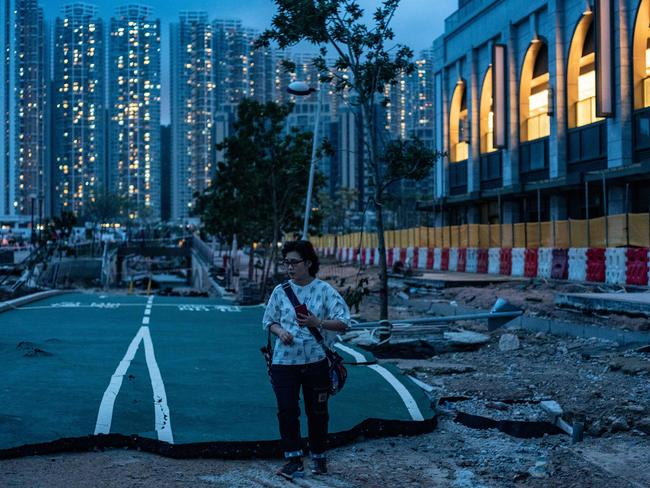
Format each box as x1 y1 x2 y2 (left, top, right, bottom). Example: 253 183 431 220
294 304 309 317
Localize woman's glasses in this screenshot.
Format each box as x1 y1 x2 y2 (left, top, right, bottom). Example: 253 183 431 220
279 259 304 266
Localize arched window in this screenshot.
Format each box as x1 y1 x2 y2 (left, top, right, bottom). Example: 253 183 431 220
449 81 468 162
567 14 604 128
520 41 550 142
479 67 496 153
633 0 650 109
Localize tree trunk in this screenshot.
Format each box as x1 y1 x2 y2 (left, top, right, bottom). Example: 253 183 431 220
375 192 389 319
360 100 389 320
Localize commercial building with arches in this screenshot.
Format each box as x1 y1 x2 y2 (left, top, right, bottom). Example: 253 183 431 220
432 0 650 226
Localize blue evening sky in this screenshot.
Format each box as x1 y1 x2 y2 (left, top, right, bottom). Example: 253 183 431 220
40 0 457 123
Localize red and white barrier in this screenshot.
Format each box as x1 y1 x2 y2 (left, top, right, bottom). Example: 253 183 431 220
568 248 587 282
449 248 458 272
322 241 650 290
417 247 428 269
488 248 500 274
406 247 415 268
511 248 525 277
433 248 442 271
537 248 553 278
605 248 626 285
466 248 478 273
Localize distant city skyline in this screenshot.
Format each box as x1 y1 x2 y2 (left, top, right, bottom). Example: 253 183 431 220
40 0 456 124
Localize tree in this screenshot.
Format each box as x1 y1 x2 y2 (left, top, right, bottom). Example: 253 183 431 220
259 0 441 319
194 99 324 297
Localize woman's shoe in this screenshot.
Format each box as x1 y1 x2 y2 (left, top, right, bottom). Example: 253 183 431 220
276 458 304 480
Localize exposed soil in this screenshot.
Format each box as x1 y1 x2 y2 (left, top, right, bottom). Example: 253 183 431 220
2 265 650 487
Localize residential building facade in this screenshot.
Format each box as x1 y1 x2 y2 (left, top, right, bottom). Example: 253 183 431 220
108 5 161 219
53 4 104 215
13 0 49 218
170 12 215 221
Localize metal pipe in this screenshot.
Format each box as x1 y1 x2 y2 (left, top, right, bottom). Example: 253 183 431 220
350 310 523 329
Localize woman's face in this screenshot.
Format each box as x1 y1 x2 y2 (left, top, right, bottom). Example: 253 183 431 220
283 251 311 281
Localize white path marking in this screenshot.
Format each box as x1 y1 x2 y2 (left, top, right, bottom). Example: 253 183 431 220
367 364 425 421
94 296 174 443
141 326 174 443
333 343 367 364
144 308 151 315
94 327 145 435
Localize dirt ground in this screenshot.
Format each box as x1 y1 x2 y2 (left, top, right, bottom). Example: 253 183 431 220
2 265 650 487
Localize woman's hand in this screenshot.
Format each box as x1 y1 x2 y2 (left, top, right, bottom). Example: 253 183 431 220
278 329 294 345
296 311 320 328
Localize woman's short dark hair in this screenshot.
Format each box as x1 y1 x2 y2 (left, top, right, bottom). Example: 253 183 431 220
282 240 320 276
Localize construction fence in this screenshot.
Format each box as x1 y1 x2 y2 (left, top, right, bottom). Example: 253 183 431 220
311 213 650 250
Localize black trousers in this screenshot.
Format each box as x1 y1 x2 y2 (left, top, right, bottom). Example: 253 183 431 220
270 359 330 457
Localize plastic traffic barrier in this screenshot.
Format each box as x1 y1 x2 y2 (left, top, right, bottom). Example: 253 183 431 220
586 248 605 282
399 247 407 264
488 248 501 274
605 248 627 285
626 247 649 286
466 248 478 273
387 248 394 267
537 248 553 278
568 248 587 282
417 247 428 269
511 248 525 277
476 248 488 273
449 248 458 272
524 248 538 278
427 248 435 269
499 248 512 276
441 248 450 271
457 248 467 273
551 248 569 280
409 247 418 269
433 248 442 271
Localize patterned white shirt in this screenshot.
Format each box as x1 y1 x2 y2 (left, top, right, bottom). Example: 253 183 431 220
262 278 351 365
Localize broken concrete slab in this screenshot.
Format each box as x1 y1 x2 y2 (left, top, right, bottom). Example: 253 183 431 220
388 359 476 375
443 330 490 346
499 334 521 352
555 292 650 318
608 356 650 375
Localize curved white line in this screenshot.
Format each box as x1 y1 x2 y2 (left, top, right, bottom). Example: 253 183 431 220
141 326 174 444
367 364 425 421
333 343 368 364
94 327 145 435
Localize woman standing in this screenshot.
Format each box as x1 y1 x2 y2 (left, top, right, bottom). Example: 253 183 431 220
262 240 350 480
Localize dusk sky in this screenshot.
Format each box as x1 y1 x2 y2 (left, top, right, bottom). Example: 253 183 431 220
41 0 457 123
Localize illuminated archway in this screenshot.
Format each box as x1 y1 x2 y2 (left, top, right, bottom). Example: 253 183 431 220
567 14 603 128
520 41 550 141
479 67 496 153
449 81 468 162
633 0 650 109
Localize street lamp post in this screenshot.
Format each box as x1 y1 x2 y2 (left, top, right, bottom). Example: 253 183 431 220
287 81 323 240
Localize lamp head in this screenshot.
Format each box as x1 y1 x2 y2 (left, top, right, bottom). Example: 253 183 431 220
287 81 316 96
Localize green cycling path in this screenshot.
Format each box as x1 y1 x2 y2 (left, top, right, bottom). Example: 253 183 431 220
0 292 435 458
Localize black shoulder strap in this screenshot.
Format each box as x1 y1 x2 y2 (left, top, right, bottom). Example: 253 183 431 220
281 281 326 344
